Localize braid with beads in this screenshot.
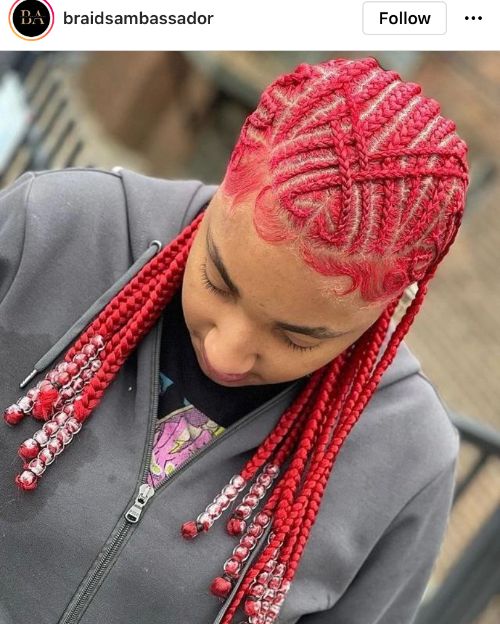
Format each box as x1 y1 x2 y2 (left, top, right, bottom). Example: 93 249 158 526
4 57 468 623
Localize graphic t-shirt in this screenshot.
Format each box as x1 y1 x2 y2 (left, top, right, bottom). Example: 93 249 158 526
147 374 225 488
147 287 300 489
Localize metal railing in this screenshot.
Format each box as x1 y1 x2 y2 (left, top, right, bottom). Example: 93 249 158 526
415 413 500 624
0 52 89 188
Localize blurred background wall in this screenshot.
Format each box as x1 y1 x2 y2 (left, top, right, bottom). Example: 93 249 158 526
1 51 499 623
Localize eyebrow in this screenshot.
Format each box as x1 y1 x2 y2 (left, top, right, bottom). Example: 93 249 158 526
206 225 349 341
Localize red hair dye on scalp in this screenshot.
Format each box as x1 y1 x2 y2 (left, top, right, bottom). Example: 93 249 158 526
221 57 467 303
3 57 468 623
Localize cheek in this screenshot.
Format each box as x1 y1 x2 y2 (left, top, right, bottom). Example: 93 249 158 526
264 340 342 383
303 345 341 373
299 335 357 377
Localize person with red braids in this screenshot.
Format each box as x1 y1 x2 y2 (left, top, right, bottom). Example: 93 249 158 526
0 56 468 624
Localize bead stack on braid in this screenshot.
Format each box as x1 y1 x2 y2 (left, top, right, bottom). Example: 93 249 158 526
3 57 468 623
2 216 204 488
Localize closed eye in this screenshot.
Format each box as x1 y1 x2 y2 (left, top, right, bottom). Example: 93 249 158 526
281 336 319 352
200 262 232 298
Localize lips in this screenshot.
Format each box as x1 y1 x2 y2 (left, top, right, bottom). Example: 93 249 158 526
199 344 249 383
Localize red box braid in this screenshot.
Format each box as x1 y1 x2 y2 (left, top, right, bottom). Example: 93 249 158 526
3 57 469 624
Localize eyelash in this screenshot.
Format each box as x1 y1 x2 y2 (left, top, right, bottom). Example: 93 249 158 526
199 262 319 353
284 339 317 353
200 262 232 298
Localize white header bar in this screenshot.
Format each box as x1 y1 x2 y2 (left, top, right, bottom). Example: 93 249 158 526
1 0 497 51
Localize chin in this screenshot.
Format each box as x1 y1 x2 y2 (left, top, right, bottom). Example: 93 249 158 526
213 377 257 387
205 370 259 387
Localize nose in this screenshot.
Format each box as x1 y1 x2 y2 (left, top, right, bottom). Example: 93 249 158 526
203 327 257 377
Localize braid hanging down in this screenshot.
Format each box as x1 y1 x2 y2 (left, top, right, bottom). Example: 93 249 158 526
3 57 469 624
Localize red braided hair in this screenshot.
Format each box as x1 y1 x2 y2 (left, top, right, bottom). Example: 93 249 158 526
222 57 467 303
4 57 468 623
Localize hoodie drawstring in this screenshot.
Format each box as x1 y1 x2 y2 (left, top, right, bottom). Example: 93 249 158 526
19 240 163 388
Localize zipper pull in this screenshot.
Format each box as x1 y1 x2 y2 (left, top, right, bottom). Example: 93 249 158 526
125 484 155 523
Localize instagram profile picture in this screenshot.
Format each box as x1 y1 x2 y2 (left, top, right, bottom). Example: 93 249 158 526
9 0 54 40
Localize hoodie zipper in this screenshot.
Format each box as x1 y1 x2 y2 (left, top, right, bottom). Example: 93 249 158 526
59 318 302 624
58 321 165 624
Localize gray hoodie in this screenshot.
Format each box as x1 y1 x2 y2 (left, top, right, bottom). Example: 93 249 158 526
0 168 459 624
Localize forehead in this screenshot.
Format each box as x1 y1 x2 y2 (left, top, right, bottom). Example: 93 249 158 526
206 190 383 330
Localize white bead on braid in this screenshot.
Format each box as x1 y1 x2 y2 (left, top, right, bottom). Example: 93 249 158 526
180 462 281 602
4 335 106 491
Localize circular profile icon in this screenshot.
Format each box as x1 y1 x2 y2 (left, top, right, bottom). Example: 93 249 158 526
9 0 54 41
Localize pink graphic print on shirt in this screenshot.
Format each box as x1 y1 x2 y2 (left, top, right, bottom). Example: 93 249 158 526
147 404 225 489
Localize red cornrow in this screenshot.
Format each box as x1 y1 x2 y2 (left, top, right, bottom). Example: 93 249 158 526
4 57 468 623
223 58 468 304
358 82 421 135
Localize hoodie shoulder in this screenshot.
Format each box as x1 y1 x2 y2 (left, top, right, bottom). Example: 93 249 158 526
0 168 133 314
19 168 127 246
355 362 460 501
5 166 217 263
27 167 125 218
28 167 131 255
116 168 218 259
1 167 218 321
1 169 123 307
